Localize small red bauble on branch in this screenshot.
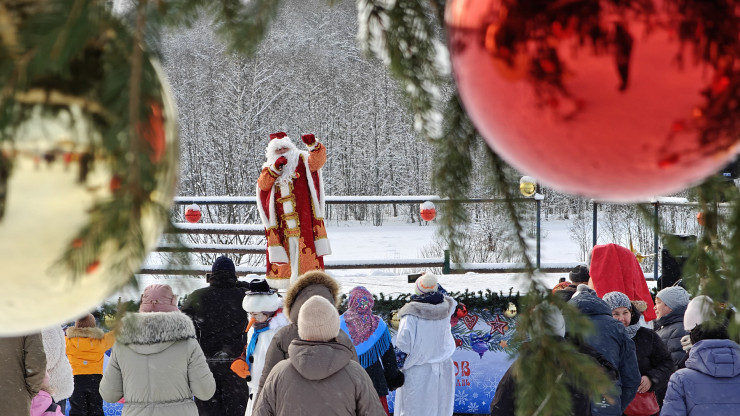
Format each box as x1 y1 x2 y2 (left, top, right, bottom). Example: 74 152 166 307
420 201 436 221
185 203 202 223
696 212 705 226
445 0 740 202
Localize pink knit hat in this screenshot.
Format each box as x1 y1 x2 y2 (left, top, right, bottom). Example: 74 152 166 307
139 284 178 313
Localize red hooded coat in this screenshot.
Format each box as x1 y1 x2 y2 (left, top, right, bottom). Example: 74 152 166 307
589 243 657 321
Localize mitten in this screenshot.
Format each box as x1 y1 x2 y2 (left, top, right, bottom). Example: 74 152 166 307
386 371 405 391
269 156 288 175
301 134 317 149
680 334 692 352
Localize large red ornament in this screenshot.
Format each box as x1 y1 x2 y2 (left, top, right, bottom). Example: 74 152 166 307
420 201 436 221
185 203 202 223
445 1 740 202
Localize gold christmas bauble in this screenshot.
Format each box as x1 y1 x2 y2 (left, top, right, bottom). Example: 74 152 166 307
519 176 536 197
390 310 401 330
0 63 178 335
503 302 518 318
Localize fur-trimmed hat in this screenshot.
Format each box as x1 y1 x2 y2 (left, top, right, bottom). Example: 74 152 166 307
298 295 340 342
242 279 282 313
414 272 439 295
140 284 178 313
569 265 590 283
75 313 96 328
284 271 340 323
656 286 691 311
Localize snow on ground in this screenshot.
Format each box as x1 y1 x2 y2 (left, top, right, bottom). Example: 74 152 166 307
111 217 655 302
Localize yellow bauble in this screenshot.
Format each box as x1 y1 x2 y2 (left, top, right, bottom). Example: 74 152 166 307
503 302 518 318
519 176 537 197
0 63 178 335
390 310 401 330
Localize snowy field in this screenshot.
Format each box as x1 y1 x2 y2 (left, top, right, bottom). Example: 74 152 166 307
111 218 656 302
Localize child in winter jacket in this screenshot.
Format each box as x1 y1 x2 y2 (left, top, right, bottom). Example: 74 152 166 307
240 279 289 416
65 313 115 416
31 373 64 416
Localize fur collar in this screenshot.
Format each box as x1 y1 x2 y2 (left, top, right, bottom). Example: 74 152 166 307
66 327 104 339
284 271 340 320
117 312 195 345
398 296 456 320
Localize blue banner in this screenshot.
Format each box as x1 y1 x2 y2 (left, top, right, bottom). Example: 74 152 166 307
387 306 518 414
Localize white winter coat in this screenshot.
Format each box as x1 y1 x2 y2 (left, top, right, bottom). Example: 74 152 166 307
245 312 289 416
99 311 216 416
393 296 457 416
41 326 74 402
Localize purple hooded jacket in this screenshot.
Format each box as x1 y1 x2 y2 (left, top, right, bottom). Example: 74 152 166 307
661 339 740 415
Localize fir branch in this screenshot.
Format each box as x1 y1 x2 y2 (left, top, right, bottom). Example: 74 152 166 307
486 149 534 273
357 0 447 140
514 299 614 416
431 94 478 261
161 0 281 57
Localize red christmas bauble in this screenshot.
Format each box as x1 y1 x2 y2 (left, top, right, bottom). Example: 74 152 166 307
445 1 740 202
420 201 436 221
696 212 704 226
185 204 202 223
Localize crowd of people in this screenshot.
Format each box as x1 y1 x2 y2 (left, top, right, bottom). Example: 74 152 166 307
0 256 456 416
2 245 739 416
513 246 739 416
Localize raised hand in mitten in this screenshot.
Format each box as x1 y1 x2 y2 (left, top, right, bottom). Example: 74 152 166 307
270 156 288 175
301 134 317 148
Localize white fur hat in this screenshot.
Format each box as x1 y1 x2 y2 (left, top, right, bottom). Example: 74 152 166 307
684 295 715 331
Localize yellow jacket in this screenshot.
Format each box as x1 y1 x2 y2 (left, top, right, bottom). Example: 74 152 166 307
65 327 116 375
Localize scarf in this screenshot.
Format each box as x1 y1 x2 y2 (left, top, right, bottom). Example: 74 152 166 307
246 326 270 372
342 287 380 344
410 290 444 305
340 316 392 369
625 322 640 339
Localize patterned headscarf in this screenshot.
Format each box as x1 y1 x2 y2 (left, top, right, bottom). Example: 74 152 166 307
342 286 380 345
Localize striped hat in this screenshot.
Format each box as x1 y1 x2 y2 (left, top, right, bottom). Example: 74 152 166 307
414 272 439 295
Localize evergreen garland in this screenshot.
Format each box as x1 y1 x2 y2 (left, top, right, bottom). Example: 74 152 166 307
338 288 521 318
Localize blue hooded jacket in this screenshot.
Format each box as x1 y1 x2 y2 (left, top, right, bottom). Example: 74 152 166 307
569 286 641 416
661 339 740 415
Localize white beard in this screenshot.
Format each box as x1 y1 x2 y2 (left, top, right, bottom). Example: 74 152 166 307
264 138 301 186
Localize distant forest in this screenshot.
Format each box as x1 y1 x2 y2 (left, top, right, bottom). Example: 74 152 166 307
159 0 704 266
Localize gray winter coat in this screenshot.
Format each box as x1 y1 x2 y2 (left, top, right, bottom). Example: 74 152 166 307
253 339 385 416
99 312 216 416
654 305 689 366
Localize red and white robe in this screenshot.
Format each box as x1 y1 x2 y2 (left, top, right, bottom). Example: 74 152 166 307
256 144 331 289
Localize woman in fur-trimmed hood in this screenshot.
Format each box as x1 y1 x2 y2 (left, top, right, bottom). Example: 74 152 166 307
99 284 215 416
257 271 359 394
393 272 457 416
